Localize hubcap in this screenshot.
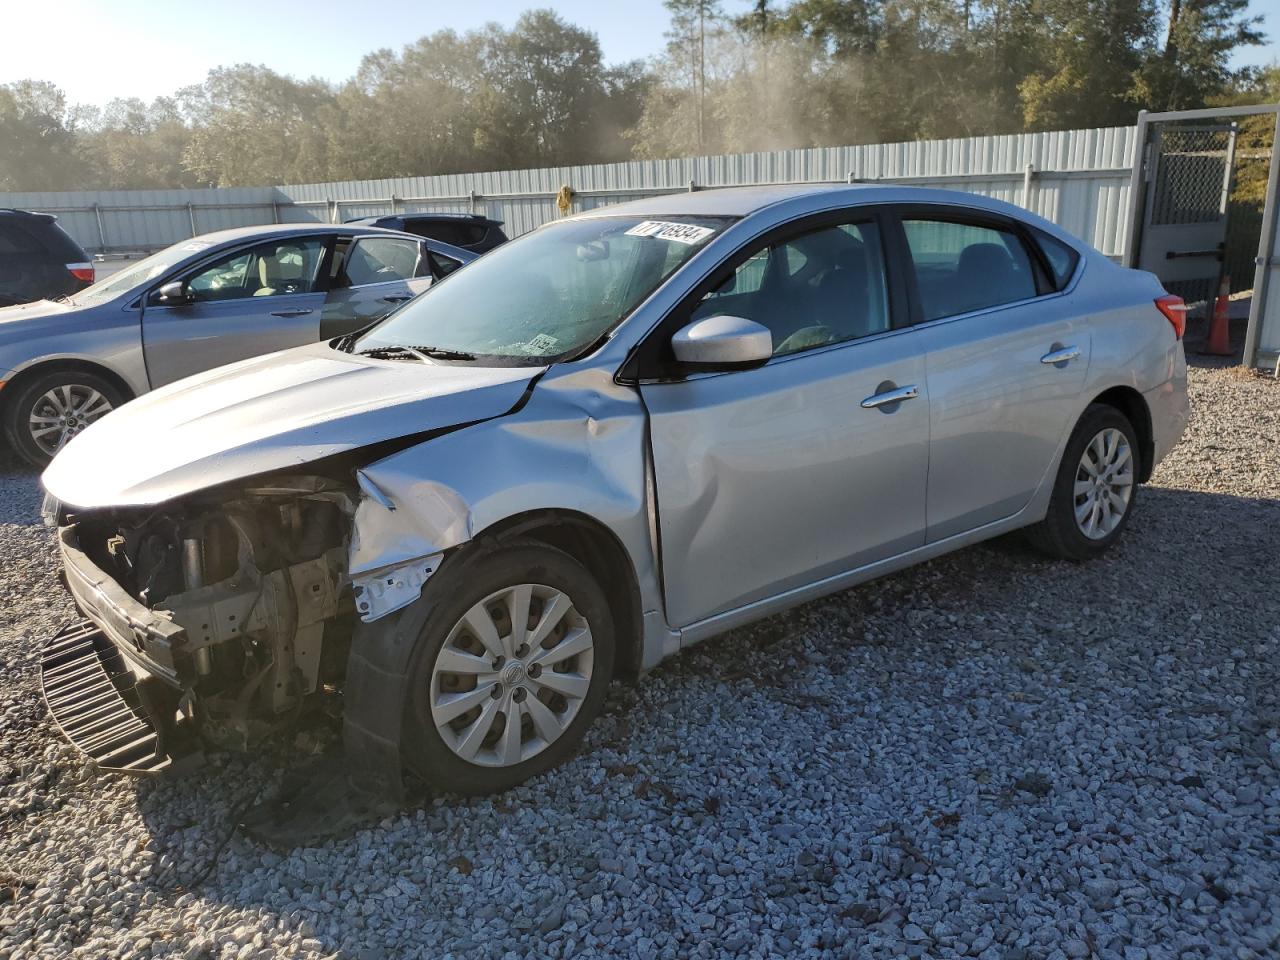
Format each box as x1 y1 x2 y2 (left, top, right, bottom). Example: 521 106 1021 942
1074 427 1133 540
430 583 594 768
28 384 114 457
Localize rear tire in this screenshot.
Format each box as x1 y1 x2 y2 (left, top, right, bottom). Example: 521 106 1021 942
1025 404 1140 561
399 538 614 795
3 369 126 468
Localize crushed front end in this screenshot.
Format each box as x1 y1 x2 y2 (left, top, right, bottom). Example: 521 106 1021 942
46 476 357 773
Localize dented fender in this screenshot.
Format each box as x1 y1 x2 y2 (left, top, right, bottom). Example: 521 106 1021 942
346 365 676 666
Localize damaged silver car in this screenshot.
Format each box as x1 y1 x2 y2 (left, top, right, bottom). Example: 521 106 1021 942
39 186 1189 805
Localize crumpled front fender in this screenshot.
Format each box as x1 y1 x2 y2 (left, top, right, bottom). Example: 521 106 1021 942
346 366 668 655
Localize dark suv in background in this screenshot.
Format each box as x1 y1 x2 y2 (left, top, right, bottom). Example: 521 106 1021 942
345 212 507 253
0 210 95 307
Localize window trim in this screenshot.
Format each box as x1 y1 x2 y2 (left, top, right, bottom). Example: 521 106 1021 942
620 206 907 384
888 204 1083 328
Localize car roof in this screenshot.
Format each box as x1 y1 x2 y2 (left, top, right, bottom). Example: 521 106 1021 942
0 208 58 224
347 213 503 226
570 183 1030 220
187 222 409 245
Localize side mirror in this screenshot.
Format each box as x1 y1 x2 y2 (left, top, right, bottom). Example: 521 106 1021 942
671 315 772 369
156 280 191 304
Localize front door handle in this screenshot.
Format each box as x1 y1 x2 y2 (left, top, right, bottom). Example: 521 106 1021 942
379 295 412 304
861 383 919 409
1040 345 1081 365
270 308 313 318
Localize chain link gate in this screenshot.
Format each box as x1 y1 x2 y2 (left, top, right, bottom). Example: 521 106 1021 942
1136 123 1237 319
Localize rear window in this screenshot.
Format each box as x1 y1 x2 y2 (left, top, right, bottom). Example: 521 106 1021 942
1033 229 1080 289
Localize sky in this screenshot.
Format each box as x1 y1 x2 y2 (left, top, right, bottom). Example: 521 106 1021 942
2 0 1277 109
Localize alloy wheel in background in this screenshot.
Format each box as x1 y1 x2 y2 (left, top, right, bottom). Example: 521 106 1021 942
28 384 116 458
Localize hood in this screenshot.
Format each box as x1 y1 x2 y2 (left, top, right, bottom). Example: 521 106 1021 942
0 298 76 329
42 340 543 509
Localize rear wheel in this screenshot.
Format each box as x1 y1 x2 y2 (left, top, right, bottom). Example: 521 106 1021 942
1025 404 1140 561
400 539 614 795
4 369 126 467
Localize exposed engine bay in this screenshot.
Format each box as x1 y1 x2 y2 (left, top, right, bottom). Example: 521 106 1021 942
68 475 359 748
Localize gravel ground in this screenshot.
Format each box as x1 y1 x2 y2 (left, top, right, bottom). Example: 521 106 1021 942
2 359 1278 960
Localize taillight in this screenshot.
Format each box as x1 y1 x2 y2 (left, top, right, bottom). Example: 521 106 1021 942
1154 294 1187 339
66 262 95 284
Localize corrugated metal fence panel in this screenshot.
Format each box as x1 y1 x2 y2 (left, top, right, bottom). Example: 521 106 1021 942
0 126 1137 256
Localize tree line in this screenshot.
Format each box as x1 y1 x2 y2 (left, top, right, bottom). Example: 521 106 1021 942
0 1 1270 192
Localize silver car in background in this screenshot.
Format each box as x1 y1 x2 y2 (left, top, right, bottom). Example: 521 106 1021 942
0 223 473 465
39 185 1187 808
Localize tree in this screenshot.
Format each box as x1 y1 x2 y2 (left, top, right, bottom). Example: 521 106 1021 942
1017 0 1161 130
1143 0 1265 109
179 65 335 186
0 81 88 191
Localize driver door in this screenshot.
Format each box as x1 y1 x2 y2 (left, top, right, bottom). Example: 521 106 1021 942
141 237 328 387
638 214 930 627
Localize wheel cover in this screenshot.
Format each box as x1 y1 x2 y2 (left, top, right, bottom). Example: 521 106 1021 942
429 583 594 768
28 384 115 457
1074 427 1134 540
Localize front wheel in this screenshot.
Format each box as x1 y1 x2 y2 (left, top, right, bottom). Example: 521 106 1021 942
1025 404 1140 561
4 370 126 467
400 539 614 795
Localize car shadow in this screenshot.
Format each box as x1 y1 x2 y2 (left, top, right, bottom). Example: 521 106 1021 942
111 480 1280 955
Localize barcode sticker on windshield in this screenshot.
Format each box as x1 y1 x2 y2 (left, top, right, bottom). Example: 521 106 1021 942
527 333 560 352
624 221 716 245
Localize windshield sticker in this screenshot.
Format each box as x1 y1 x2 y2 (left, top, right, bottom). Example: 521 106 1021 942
624 221 716 245
527 333 560 353
180 241 214 252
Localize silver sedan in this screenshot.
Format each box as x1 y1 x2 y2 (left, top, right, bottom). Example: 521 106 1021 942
41 185 1187 804
0 223 473 465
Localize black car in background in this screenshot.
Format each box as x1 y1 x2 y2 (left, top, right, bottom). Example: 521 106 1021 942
345 212 508 253
0 209 95 307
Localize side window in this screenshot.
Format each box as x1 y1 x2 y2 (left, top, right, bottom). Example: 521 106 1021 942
342 238 421 286
1032 228 1080 290
414 221 464 246
185 238 325 302
902 219 1037 321
429 250 463 278
693 221 891 357
0 223 44 255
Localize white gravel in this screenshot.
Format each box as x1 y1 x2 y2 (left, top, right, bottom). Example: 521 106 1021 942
2 359 1278 960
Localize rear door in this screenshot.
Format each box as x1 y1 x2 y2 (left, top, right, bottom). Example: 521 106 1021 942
894 207 1090 542
141 236 329 386
320 235 434 338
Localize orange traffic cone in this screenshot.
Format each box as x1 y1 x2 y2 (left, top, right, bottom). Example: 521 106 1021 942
1202 274 1233 356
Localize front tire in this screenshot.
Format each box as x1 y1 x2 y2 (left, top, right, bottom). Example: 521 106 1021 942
1025 404 1140 561
400 538 614 795
4 369 125 467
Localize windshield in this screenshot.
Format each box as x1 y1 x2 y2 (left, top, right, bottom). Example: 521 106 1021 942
75 238 220 305
349 215 730 364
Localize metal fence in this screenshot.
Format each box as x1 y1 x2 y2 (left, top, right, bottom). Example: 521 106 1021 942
0 125 1137 258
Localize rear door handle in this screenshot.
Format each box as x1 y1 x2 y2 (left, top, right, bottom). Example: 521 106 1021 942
861 384 919 409
1040 346 1081 365
379 295 412 304
270 308 313 318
